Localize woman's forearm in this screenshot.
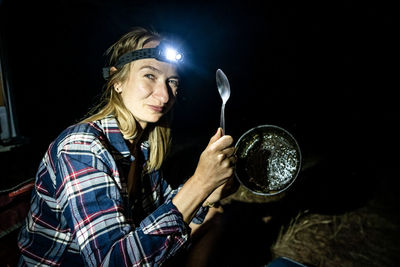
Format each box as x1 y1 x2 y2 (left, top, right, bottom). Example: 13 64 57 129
172 174 212 223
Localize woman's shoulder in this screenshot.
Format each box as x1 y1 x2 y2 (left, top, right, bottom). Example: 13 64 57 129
62 121 103 140
53 119 110 150
47 116 126 158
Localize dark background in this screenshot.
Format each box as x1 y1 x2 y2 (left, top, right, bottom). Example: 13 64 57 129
0 0 398 210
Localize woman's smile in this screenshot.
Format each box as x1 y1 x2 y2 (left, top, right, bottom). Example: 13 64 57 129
148 104 164 113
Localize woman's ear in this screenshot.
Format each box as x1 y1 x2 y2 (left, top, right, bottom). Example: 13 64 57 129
114 87 122 94
114 83 122 93
110 67 123 93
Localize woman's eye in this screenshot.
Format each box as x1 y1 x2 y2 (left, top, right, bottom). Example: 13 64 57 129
145 74 155 80
168 79 179 88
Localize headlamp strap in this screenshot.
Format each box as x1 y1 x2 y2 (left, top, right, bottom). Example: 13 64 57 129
102 48 157 80
102 41 182 80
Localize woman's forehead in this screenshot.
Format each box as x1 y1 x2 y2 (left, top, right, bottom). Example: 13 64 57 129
131 58 179 77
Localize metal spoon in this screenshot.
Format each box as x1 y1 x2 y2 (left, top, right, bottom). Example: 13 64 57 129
216 69 231 134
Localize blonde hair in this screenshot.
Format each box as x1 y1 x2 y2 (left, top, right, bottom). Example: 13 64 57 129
82 26 171 172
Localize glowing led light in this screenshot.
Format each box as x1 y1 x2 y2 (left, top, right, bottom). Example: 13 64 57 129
175 53 182 60
165 47 179 61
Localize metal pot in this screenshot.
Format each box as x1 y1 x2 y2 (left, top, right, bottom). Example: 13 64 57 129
234 125 302 196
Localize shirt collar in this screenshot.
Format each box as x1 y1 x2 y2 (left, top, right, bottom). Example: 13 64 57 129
95 115 149 162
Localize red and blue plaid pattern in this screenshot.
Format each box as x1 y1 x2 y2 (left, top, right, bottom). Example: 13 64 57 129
17 116 203 266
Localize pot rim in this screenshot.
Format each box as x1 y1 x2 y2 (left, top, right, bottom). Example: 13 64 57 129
234 124 302 196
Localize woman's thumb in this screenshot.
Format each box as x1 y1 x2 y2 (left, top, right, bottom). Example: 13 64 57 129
209 127 222 144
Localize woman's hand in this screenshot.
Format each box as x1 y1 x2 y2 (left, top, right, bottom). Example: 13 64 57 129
193 128 236 193
172 128 236 223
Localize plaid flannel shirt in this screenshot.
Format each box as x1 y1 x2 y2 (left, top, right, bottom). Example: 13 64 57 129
18 116 208 266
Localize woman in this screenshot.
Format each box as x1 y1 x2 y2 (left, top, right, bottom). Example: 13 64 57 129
17 26 237 266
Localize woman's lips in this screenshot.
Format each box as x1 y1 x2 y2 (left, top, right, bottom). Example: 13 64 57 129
148 105 164 113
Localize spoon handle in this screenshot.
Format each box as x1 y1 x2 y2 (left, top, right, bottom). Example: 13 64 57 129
220 104 225 134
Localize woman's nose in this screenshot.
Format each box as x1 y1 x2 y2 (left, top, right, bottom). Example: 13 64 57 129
153 81 169 104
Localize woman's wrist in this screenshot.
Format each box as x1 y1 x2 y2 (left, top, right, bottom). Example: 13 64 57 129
172 174 213 223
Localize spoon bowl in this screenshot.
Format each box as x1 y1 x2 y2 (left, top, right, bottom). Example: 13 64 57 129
216 69 231 133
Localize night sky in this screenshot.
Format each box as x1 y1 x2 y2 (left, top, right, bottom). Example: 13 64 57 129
0 0 397 188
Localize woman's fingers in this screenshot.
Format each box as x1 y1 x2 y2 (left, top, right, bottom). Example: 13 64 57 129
227 153 237 166
221 147 235 157
209 135 234 153
207 128 235 156
217 147 236 165
194 129 236 190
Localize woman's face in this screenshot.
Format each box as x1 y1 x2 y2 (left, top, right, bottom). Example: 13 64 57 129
115 41 179 129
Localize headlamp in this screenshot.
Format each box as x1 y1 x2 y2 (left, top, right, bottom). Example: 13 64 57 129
103 41 184 80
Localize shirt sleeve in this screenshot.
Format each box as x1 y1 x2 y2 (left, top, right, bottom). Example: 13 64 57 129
56 139 190 266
